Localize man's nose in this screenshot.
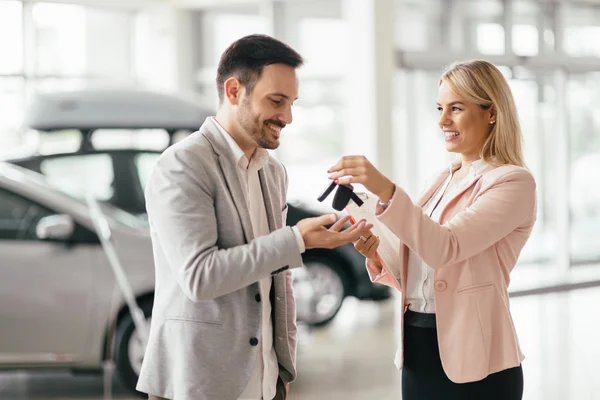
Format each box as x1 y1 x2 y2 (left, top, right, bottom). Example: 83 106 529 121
280 105 293 125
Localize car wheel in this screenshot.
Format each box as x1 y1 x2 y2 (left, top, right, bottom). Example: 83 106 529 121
113 299 152 396
294 257 348 327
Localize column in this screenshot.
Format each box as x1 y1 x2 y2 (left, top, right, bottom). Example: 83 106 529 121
341 0 395 179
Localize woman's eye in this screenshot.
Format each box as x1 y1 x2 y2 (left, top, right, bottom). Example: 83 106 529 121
436 107 443 112
452 107 462 111
272 99 282 105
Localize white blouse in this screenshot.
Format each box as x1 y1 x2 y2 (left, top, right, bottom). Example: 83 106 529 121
405 159 486 314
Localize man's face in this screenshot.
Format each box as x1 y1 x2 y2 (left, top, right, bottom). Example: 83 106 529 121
237 64 299 150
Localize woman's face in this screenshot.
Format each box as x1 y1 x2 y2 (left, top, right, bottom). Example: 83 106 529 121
437 80 494 161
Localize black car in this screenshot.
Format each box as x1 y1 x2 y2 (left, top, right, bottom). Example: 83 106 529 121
9 148 390 326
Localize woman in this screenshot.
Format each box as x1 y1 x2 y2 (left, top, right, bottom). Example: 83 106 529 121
327 60 536 400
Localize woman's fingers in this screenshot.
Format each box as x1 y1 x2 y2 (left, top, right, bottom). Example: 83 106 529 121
354 234 379 258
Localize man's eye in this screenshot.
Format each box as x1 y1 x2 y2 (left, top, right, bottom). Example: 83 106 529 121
272 99 282 105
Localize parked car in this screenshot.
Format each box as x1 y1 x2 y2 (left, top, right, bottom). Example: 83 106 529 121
8 88 390 327
0 161 154 394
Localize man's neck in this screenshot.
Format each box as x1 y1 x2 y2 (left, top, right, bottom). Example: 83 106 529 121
214 114 258 161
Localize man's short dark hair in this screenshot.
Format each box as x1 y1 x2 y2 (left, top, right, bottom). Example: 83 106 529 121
216 34 304 104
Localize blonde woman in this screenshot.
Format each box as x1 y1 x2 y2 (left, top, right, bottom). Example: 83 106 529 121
328 60 536 399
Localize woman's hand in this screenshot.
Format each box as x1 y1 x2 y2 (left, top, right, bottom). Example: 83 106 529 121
353 229 380 261
328 155 395 202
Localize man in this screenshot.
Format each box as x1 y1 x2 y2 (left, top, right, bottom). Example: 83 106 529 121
136 34 371 400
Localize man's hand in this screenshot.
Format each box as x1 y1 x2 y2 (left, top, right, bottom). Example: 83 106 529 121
296 214 373 250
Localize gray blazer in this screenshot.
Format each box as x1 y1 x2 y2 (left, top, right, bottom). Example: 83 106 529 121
136 118 303 400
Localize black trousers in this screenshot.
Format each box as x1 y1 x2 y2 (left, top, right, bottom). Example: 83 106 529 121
402 313 523 400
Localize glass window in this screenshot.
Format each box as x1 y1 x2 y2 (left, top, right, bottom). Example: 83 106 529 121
563 4 600 58
396 0 444 51
567 72 600 263
513 24 538 56
0 77 26 158
394 5 430 52
564 26 600 58
508 76 558 265
0 189 53 240
91 129 170 151
27 129 82 155
134 152 161 191
0 1 23 74
39 154 114 202
211 13 269 66
477 23 505 55
298 18 348 77
31 3 86 76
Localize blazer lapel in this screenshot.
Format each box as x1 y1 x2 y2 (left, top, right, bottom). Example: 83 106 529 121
417 170 451 207
436 162 496 224
258 166 279 231
200 119 255 243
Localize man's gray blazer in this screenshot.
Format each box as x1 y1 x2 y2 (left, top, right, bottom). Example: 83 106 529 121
136 118 303 400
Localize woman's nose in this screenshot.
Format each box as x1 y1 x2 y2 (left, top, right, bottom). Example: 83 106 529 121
439 111 451 128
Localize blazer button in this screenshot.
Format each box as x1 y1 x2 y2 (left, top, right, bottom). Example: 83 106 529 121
255 293 261 302
250 337 259 346
434 280 448 292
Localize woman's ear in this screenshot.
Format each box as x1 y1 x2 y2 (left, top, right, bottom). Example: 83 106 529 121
489 106 497 125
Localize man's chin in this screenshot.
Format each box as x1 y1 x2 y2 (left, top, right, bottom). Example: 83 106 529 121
258 138 279 150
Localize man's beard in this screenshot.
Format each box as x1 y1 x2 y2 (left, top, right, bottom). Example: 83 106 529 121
238 98 283 150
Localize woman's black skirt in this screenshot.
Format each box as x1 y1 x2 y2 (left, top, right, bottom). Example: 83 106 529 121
402 309 523 400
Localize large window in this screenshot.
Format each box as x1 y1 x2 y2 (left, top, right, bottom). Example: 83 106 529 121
0 1 23 75
568 72 600 263
0 1 135 159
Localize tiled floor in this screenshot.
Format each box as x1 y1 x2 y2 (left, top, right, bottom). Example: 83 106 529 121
1 287 599 400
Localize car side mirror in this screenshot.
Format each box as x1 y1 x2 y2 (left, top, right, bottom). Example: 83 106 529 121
36 214 75 240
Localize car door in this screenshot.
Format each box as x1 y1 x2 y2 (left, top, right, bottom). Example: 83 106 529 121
0 188 96 365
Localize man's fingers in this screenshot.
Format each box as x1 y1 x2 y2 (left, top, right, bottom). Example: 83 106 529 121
312 213 338 228
329 215 353 232
343 223 373 242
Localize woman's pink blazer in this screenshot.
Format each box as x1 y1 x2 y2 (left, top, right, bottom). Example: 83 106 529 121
366 162 537 383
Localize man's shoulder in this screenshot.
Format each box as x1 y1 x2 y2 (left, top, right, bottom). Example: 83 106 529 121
158 131 215 169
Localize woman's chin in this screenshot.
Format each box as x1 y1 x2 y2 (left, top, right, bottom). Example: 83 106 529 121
445 143 461 153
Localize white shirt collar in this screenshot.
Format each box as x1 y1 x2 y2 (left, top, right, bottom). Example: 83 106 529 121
211 117 268 170
450 158 489 177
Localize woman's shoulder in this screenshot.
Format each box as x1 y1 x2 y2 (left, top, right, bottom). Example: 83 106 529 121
482 163 536 190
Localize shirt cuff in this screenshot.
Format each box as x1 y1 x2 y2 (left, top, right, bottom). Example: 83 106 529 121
291 226 306 254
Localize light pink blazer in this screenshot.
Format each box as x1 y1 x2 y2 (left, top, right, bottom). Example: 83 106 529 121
366 162 536 383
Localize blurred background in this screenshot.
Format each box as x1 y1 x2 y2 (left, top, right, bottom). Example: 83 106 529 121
0 0 599 399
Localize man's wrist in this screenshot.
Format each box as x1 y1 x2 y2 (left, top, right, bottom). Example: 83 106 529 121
291 226 306 254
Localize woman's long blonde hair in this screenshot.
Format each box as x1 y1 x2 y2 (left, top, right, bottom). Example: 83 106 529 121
441 60 525 167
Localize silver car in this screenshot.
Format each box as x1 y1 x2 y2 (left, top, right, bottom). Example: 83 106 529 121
0 162 154 393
